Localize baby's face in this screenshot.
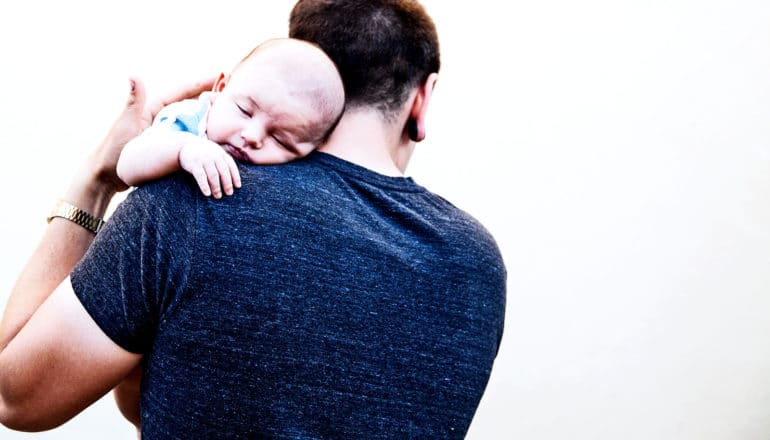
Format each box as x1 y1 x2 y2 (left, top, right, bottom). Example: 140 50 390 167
205 57 328 165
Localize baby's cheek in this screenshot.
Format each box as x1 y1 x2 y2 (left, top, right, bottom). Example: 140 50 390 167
298 143 318 158
274 148 299 165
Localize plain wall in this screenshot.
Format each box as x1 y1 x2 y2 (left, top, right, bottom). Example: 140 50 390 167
1 1 769 439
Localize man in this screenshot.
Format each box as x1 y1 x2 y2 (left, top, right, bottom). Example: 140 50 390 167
0 0 506 438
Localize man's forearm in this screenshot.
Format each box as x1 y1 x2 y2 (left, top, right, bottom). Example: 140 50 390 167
0 156 117 351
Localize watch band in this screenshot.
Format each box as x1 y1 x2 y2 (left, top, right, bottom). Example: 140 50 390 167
46 199 105 234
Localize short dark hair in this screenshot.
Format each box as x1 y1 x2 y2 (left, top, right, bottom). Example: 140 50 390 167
289 0 440 119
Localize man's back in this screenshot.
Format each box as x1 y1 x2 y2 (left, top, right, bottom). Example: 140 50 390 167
73 152 506 439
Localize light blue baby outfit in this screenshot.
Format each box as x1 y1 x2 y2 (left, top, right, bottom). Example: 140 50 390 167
153 92 212 137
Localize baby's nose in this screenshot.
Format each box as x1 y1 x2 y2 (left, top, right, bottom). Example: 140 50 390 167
241 124 266 149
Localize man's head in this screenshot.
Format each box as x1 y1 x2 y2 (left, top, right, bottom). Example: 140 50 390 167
205 38 345 165
289 0 440 123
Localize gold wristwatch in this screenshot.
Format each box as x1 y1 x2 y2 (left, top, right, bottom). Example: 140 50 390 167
47 199 105 234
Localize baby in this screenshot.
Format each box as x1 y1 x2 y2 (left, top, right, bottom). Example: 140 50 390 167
117 38 345 198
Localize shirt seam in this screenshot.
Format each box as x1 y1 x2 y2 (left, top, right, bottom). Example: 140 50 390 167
155 183 198 330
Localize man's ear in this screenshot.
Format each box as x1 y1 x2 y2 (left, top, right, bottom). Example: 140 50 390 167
407 73 439 142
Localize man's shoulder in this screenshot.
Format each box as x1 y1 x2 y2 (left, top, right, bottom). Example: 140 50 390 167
234 156 338 197
410 190 505 275
123 172 199 214
413 189 495 240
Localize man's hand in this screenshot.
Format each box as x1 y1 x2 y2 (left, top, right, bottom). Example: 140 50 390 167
179 138 242 199
91 77 216 193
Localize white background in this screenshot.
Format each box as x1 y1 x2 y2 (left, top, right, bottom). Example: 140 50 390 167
2 1 770 439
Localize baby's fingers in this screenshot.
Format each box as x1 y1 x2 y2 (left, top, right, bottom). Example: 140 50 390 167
225 155 241 191
213 158 235 196
203 162 224 199
190 166 213 197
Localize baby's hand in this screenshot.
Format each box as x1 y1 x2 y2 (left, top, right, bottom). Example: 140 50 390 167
179 138 242 198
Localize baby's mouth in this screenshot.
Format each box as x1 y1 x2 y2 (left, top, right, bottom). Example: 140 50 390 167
223 144 246 162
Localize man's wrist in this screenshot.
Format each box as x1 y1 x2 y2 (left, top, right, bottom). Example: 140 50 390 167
47 199 106 234
63 154 121 218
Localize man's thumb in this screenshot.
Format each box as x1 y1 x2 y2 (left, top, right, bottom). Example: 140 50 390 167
125 77 146 113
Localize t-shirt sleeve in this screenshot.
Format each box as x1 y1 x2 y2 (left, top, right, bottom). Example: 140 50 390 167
70 176 197 354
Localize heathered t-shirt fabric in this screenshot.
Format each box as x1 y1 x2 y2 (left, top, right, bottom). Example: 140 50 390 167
71 152 506 439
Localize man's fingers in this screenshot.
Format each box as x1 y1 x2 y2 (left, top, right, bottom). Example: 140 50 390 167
148 76 217 119
125 77 146 113
163 76 215 103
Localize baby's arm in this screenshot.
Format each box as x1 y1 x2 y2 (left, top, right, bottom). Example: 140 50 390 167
117 128 241 198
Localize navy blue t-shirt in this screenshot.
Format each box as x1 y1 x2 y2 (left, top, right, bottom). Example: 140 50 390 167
71 152 506 439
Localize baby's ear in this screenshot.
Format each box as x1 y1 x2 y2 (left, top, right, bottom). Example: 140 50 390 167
212 73 228 93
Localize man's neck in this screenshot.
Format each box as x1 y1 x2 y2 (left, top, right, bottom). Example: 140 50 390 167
317 110 413 177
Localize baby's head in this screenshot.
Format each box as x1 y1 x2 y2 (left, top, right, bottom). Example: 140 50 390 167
205 38 344 164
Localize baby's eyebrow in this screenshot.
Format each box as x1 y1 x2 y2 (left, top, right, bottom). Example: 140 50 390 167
245 95 260 110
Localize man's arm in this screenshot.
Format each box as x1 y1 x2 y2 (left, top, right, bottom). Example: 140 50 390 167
0 77 214 431
0 283 141 431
